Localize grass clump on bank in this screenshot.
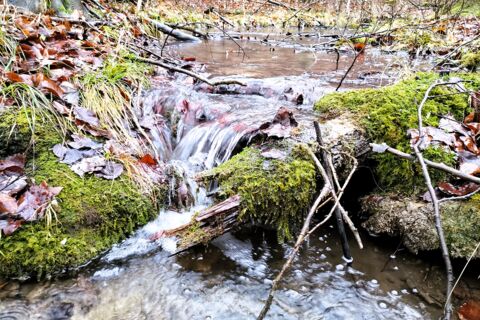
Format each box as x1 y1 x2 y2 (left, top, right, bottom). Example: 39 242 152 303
315 72 480 192
204 145 317 242
0 108 157 279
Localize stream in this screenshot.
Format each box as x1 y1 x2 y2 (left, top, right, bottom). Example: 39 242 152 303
0 32 473 320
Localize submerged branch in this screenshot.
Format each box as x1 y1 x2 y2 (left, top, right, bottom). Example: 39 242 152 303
134 57 246 86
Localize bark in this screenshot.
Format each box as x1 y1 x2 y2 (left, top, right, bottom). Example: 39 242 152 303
162 195 241 253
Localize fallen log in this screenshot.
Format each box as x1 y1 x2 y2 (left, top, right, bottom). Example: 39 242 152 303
161 195 241 253
146 18 201 42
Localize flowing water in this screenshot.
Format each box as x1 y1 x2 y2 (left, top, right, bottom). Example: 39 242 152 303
1 32 477 320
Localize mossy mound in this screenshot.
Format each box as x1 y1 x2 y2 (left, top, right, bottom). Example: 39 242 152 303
315 72 480 192
204 145 317 241
0 109 157 279
315 72 480 259
362 195 480 258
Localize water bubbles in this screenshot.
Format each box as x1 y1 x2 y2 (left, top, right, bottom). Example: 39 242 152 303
393 266 399 271
379 302 388 309
391 290 399 296
401 289 409 295
319 237 324 241
325 247 332 252
390 254 396 259
412 288 418 294
319 254 327 260
263 279 273 285
335 264 345 271
371 279 378 284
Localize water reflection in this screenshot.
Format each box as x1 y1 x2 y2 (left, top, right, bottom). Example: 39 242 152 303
0 227 447 319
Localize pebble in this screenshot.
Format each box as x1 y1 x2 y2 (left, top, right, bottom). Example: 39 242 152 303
371 279 379 284
336 264 345 271
401 289 409 294
325 247 332 252
391 290 398 295
320 254 327 260
412 288 418 294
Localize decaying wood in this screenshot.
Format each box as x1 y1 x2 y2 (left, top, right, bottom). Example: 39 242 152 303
165 23 209 39
162 195 241 252
146 18 201 42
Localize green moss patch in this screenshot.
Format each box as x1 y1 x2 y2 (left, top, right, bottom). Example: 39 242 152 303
315 72 480 192
0 109 157 279
442 197 480 258
203 145 317 241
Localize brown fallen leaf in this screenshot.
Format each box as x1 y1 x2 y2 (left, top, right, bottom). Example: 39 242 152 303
0 219 23 236
259 107 298 138
16 181 62 221
73 107 100 127
139 154 157 166
4 72 33 86
32 73 65 97
460 135 480 154
458 150 480 176
438 182 480 196
0 154 26 173
0 193 18 214
458 300 480 320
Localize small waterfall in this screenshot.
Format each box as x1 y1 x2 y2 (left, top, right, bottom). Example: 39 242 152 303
106 89 258 261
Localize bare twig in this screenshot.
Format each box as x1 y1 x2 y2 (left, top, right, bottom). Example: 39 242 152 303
336 46 364 91
433 34 480 69
414 80 453 320
314 121 352 260
438 186 480 203
257 143 358 320
370 143 480 184
256 184 331 320
134 57 246 87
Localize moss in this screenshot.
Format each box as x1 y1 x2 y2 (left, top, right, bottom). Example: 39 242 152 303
0 109 157 279
362 195 480 258
204 145 317 241
315 72 480 192
442 199 480 258
461 51 480 72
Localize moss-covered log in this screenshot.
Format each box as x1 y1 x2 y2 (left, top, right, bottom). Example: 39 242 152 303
201 145 318 241
315 72 480 259
0 109 158 279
